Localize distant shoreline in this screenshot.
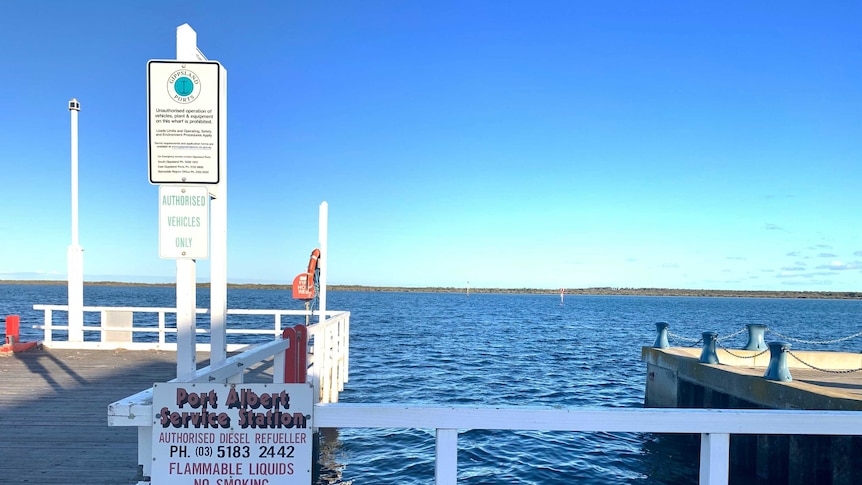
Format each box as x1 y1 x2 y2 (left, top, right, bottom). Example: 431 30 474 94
1 279 860 300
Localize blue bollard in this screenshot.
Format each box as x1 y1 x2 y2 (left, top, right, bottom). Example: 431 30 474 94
744 324 768 351
764 341 792 382
700 332 719 364
654 322 670 348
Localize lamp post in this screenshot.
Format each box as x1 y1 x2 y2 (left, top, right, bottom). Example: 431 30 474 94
67 98 84 342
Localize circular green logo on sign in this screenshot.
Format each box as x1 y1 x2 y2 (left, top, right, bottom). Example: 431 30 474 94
167 69 200 104
174 77 194 97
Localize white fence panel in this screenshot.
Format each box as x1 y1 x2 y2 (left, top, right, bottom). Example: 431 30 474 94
313 405 862 485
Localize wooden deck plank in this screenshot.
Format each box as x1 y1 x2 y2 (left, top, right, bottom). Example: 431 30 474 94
0 348 200 484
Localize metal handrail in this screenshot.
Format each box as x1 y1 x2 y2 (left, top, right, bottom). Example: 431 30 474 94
31 304 342 350
313 404 862 485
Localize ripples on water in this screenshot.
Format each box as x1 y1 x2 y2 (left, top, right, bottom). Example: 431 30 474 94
2 286 861 484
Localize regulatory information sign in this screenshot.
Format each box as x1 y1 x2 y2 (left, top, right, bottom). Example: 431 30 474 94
148 60 222 184
151 382 314 485
159 185 209 259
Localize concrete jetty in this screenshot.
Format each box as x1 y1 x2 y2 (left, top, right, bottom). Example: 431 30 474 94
643 346 862 484
643 346 862 410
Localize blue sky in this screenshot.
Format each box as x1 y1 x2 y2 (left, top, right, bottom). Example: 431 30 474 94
1 1 860 291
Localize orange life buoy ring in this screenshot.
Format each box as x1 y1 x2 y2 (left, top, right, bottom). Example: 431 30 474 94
307 248 321 275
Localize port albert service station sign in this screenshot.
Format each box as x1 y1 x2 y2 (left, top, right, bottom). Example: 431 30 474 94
148 60 222 185
151 382 314 485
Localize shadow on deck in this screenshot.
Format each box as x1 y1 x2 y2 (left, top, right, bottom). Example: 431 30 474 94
0 347 273 484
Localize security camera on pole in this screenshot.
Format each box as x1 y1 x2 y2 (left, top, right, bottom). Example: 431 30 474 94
67 98 84 342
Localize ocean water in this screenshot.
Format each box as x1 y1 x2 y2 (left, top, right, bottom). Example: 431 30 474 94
2 285 862 484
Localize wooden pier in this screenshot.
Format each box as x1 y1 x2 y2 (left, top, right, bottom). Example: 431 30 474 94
0 348 274 485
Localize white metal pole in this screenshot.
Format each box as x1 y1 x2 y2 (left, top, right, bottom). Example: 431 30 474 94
176 23 199 62
70 101 79 246
174 24 199 377
176 260 196 377
699 432 730 485
318 201 328 324
175 23 229 365
435 428 458 485
67 98 84 342
209 63 228 365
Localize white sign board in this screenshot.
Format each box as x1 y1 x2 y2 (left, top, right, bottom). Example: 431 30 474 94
148 60 222 184
159 185 209 259
152 383 314 485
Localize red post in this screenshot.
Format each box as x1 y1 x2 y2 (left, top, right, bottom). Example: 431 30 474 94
282 327 297 382
5 315 20 345
282 325 308 384
293 324 307 383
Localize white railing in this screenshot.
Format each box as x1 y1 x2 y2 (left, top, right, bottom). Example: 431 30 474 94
32 304 341 351
33 304 350 403
306 308 350 403
313 405 862 485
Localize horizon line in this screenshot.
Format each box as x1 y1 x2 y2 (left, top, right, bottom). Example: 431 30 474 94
1 279 860 297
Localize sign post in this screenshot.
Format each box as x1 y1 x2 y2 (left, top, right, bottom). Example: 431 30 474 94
148 24 228 377
151 383 314 484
